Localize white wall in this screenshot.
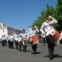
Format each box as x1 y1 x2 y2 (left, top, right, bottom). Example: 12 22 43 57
0 27 8 39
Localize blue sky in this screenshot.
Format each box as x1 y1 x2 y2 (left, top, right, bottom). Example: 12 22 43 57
0 0 56 30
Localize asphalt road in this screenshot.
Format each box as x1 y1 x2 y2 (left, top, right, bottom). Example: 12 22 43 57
0 43 62 62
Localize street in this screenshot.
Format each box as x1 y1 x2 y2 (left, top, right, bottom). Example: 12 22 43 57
0 43 62 62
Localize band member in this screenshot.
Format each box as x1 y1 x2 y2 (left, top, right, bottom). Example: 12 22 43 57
7 35 11 48
8 34 14 49
8 38 11 48
1 35 7 46
29 25 39 54
14 32 19 50
40 14 58 60
21 29 28 52
17 31 23 51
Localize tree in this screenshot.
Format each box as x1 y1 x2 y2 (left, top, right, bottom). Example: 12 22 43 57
33 9 46 29
33 5 56 29
56 0 62 30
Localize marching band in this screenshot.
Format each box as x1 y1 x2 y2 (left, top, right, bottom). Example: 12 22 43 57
0 14 62 60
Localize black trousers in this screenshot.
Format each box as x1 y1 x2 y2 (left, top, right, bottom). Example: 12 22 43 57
8 40 11 48
10 42 13 49
31 44 37 53
43 37 46 46
2 40 7 46
15 41 18 49
23 45 27 52
2 40 4 46
19 45 21 51
46 37 55 57
19 45 27 52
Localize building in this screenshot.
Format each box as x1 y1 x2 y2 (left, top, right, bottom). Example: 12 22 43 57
0 23 8 39
0 23 21 39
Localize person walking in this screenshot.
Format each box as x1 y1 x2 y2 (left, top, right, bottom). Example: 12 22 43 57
29 25 39 54
40 14 58 60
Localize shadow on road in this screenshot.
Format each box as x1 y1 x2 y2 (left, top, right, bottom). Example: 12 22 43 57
32 52 41 55
44 54 62 58
54 54 62 58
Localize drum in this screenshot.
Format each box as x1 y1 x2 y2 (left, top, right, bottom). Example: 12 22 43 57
31 35 38 43
48 30 60 42
18 40 23 45
53 31 60 41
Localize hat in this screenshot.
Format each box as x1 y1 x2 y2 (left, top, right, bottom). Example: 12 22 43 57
48 16 52 19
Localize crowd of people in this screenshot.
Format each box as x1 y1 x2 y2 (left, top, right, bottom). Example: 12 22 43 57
0 14 62 60
1 25 39 54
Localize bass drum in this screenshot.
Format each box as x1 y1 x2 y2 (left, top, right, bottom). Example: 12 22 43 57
48 30 60 43
31 35 38 44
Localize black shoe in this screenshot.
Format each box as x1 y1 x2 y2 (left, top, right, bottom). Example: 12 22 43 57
49 56 53 60
32 52 37 54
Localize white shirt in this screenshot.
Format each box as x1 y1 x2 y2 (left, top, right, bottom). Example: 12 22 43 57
13 34 18 41
29 29 37 37
22 33 28 39
9 35 14 42
14 34 21 42
40 17 57 37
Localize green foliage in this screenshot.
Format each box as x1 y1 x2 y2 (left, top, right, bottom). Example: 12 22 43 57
33 10 46 28
33 4 56 28
57 0 62 20
56 0 62 30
